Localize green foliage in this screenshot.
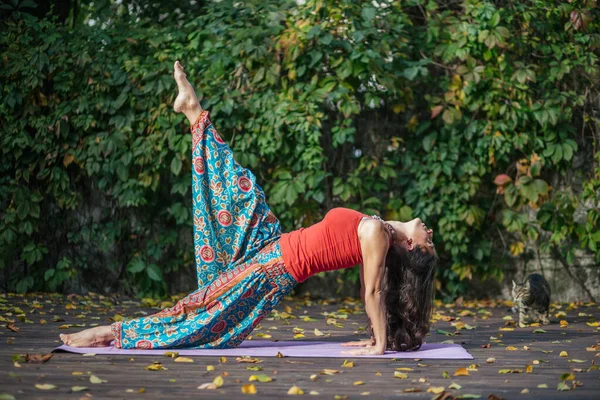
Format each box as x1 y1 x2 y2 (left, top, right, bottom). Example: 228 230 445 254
1 0 598 300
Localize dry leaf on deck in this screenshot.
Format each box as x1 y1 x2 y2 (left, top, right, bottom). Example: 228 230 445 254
287 386 304 395
394 371 408 379
320 369 340 375
427 386 445 394
213 375 224 388
197 383 217 390
174 357 194 363
25 353 53 363
249 374 272 383
241 384 257 394
236 357 260 363
144 362 167 371
90 375 107 383
35 384 57 390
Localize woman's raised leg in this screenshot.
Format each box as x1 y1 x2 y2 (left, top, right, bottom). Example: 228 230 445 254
175 62 283 289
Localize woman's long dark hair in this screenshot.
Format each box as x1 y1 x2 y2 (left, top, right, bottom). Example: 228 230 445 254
375 244 437 351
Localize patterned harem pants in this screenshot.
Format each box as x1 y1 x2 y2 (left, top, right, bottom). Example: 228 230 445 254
110 111 297 349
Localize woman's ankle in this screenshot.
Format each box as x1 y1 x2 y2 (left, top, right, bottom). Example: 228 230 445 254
186 105 203 126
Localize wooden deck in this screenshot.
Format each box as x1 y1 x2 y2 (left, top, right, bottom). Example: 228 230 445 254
1 293 599 399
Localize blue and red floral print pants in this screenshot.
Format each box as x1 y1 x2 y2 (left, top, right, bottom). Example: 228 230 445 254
110 111 297 349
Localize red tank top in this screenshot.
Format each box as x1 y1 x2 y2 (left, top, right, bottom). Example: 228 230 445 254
279 208 367 283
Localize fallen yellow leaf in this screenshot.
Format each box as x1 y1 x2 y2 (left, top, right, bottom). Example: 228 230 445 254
353 381 364 385
197 383 217 390
236 357 260 363
321 369 340 375
35 384 57 390
427 386 445 394
174 357 194 363
314 328 327 337
559 351 568 357
526 365 533 373
394 371 408 379
90 375 107 383
341 360 354 368
248 374 271 383
453 367 469 376
505 346 518 351
213 375 224 388
287 386 304 395
241 384 257 394
144 363 167 371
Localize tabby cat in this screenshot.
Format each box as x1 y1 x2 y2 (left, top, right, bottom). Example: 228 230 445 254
512 273 551 327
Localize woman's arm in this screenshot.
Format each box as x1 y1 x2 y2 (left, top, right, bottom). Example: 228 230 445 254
342 220 389 355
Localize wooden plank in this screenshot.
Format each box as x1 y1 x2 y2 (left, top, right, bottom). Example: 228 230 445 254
1 293 598 399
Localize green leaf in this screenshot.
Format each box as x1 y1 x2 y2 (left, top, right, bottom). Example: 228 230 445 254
562 143 573 161
146 264 162 281
336 59 352 80
127 258 145 274
170 156 182 176
533 179 548 196
423 133 437 152
361 7 376 22
44 269 55 281
489 12 500 27
403 67 419 81
551 144 563 164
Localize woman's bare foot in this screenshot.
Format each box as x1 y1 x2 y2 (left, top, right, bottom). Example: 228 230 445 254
59 325 114 348
173 61 203 125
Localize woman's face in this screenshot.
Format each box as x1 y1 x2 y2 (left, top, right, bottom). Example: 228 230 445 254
401 218 434 253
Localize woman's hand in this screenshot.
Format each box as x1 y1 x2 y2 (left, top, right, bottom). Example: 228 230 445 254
340 338 375 347
340 345 385 356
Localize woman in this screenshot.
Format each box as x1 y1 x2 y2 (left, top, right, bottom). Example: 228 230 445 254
60 61 437 355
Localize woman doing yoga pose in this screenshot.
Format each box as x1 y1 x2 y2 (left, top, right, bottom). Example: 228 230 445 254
59 61 437 355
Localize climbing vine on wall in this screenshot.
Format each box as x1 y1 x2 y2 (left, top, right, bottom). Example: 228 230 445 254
1 0 599 300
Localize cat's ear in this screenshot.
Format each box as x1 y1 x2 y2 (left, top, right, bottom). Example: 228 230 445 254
512 280 516 288
524 280 530 290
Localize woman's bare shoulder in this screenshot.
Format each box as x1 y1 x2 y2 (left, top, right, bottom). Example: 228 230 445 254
358 217 387 243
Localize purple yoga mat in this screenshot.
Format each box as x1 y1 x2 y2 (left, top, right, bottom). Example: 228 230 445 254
54 340 473 359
